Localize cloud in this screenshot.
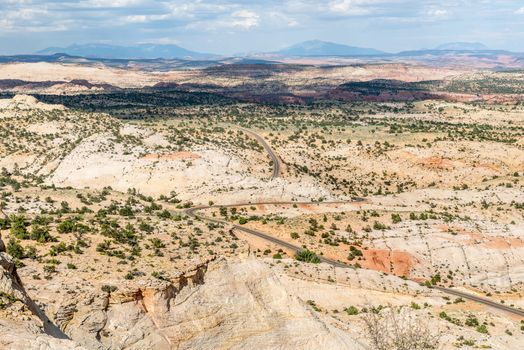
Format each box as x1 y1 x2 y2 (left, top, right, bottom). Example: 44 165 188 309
426 8 448 18
328 0 371 15
1 0 524 54
231 10 260 29
138 37 180 45
76 0 146 9
124 15 148 23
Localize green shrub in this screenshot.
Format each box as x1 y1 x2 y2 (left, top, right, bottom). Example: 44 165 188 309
346 306 359 315
295 249 321 263
57 220 76 234
476 324 489 334
6 238 25 259
30 225 55 243
465 315 479 327
101 285 118 293
10 215 28 239
391 213 402 224
348 246 363 261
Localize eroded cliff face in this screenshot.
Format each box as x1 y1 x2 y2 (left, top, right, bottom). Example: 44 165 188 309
1 256 365 350
0 252 87 349
47 262 209 350
3 250 524 350
34 258 362 350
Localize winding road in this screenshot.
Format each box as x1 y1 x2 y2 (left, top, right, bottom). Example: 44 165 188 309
184 128 524 319
185 200 364 269
238 127 281 179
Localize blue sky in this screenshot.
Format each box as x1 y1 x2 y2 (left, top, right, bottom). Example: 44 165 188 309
1 0 524 55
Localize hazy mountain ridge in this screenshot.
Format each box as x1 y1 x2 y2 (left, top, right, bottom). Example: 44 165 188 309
17 40 522 62
274 40 387 57
37 43 217 60
434 42 490 51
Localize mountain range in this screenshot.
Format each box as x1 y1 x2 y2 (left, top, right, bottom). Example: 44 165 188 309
274 40 386 57
34 40 502 60
434 42 489 51
37 43 216 60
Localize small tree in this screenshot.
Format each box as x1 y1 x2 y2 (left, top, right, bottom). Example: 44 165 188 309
295 249 321 263
7 238 25 259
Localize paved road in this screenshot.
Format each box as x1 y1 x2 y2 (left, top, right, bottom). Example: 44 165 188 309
186 203 524 318
238 127 281 179
434 286 524 318
184 200 364 269
183 128 524 319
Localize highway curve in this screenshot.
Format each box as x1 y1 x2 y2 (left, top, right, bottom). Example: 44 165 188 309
238 127 281 179
184 128 524 319
185 200 363 269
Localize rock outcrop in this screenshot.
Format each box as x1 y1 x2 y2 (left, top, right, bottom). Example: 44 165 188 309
32 258 364 349
0 94 65 111
0 252 87 349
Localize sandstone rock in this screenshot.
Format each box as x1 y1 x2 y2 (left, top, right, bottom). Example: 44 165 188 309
0 94 65 111
0 253 87 349
48 258 364 349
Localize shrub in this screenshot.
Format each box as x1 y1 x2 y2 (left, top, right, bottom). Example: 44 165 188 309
391 213 402 224
57 220 76 234
465 315 479 327
295 249 321 263
476 324 489 334
139 222 154 233
157 210 172 219
10 215 28 239
30 225 55 243
348 246 363 261
373 221 388 230
0 292 17 309
6 238 25 259
346 306 359 315
49 242 69 256
149 238 165 249
101 285 118 293
362 306 440 350
43 265 56 274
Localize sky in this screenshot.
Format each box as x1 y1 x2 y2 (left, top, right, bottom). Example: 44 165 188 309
1 0 524 55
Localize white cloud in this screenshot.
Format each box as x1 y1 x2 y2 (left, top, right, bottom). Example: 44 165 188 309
0 18 14 31
327 0 382 16
231 10 260 29
80 0 144 9
429 9 447 16
124 15 148 23
516 7 524 15
425 8 449 19
328 0 370 15
140 37 180 45
267 11 300 28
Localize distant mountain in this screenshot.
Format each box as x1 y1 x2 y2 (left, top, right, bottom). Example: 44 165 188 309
228 58 283 65
434 42 489 51
274 40 387 57
37 43 217 60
